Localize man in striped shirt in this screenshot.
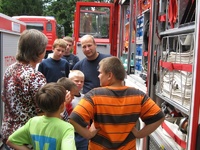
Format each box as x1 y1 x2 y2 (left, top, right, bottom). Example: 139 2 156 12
69 56 165 150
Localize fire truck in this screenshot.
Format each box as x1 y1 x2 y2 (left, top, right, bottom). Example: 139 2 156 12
0 13 26 146
73 0 199 149
12 16 64 57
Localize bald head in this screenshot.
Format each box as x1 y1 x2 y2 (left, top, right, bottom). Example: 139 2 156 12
80 34 98 60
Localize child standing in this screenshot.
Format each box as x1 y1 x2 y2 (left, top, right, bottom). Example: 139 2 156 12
6 83 76 150
38 39 70 83
57 77 79 121
68 70 88 150
67 70 85 115
58 70 87 150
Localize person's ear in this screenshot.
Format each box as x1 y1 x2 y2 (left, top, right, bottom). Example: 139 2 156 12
107 72 113 80
60 102 65 112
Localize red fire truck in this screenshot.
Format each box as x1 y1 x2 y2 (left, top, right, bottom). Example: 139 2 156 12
74 1 199 149
12 16 63 57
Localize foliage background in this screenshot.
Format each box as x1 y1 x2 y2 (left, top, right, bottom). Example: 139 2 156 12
0 0 113 37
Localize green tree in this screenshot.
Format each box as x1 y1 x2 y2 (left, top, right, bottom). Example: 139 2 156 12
0 0 44 16
43 0 76 37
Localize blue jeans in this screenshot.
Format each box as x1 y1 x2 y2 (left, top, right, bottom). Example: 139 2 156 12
2 143 11 150
75 132 88 150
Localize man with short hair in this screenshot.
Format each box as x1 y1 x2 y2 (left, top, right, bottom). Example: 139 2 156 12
69 56 165 150
72 34 111 94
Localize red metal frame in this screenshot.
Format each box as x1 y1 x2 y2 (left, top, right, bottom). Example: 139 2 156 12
146 0 153 94
111 1 120 56
189 49 200 148
73 2 114 55
189 8 200 149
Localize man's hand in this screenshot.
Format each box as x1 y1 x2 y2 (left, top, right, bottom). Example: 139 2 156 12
131 127 139 138
89 122 100 138
69 119 99 139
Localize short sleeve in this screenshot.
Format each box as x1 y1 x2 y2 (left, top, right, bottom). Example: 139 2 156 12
8 119 32 145
61 124 76 150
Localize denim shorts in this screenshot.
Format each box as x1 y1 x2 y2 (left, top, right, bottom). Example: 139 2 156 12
75 132 89 150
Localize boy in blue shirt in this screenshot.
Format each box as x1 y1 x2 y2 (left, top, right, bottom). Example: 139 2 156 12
38 39 70 82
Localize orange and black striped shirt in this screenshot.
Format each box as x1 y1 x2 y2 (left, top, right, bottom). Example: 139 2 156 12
69 86 164 150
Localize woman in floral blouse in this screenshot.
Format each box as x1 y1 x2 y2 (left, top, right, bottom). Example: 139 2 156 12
1 29 48 149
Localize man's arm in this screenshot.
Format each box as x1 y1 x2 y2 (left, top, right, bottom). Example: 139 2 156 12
69 119 99 139
132 117 165 138
6 140 31 150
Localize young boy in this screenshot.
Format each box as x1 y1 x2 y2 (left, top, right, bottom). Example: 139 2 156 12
6 83 76 150
38 39 70 83
62 36 80 70
57 77 79 121
57 71 87 150
68 70 88 150
67 70 85 115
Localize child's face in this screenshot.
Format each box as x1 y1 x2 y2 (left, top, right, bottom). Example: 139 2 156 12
52 45 65 60
71 76 84 91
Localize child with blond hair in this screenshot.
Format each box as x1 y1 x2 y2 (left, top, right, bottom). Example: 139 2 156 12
66 70 85 115
63 70 88 150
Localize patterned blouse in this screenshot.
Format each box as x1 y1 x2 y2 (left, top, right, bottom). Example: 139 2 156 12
1 62 46 142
